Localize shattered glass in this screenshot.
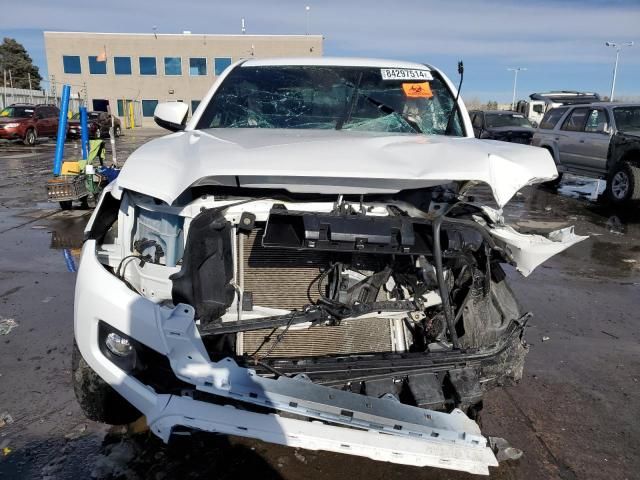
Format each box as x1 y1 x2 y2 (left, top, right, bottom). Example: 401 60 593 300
197 66 464 136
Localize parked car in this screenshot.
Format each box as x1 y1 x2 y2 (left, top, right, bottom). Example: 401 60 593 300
532 103 640 204
0 103 60 145
67 111 121 139
469 110 535 144
73 57 585 475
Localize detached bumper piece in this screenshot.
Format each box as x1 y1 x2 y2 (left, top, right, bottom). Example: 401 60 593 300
147 308 499 475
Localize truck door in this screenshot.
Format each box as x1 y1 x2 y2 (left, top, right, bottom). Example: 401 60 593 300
557 108 589 168
571 108 611 174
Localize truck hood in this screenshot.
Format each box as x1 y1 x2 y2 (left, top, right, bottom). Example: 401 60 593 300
115 128 558 207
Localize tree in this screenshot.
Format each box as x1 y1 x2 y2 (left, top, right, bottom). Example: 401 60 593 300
0 37 42 90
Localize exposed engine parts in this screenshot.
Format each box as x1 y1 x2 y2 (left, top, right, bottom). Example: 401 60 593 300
170 200 513 362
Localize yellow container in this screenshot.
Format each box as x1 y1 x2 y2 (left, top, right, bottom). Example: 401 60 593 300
61 161 82 175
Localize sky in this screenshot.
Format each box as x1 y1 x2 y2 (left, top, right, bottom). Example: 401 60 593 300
1 0 639 102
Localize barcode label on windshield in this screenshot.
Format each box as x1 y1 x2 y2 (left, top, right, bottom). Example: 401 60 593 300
381 68 433 81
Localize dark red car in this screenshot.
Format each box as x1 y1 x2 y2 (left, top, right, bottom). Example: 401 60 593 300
67 111 122 139
0 104 60 145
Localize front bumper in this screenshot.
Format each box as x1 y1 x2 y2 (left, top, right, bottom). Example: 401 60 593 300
75 240 499 475
0 126 23 140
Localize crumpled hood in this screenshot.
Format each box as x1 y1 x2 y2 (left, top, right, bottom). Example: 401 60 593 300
115 128 558 207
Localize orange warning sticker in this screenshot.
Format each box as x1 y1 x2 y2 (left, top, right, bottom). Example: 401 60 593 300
402 82 433 98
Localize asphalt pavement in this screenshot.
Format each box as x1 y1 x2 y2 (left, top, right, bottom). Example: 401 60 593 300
0 130 638 480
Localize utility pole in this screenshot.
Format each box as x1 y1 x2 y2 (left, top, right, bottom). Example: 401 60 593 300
2 70 6 109
8 70 13 105
28 73 33 103
507 67 526 110
605 41 633 101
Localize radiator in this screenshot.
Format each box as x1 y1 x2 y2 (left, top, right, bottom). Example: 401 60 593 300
239 227 394 357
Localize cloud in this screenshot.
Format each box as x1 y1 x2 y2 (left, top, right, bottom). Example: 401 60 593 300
2 0 639 100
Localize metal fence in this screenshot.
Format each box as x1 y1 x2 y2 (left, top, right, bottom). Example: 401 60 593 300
1 87 84 113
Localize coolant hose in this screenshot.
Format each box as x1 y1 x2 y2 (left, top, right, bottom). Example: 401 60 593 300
433 215 461 349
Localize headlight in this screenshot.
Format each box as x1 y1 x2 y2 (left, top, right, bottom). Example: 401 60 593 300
98 321 137 371
105 332 134 357
4 123 19 128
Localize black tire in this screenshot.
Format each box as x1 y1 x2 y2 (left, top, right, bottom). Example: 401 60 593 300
114 125 121 137
80 196 90 209
72 340 141 425
606 162 640 205
23 128 36 146
59 200 73 210
541 148 563 187
546 172 563 188
94 127 101 139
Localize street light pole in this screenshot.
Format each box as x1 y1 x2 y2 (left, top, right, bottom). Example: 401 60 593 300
507 67 526 110
305 6 311 35
606 41 633 102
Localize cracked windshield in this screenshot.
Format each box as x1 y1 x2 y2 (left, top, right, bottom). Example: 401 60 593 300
196 65 463 135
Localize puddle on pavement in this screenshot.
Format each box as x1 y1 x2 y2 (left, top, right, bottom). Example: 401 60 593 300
469 180 640 281
557 175 606 201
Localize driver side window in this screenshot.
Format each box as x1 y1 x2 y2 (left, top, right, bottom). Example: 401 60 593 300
584 109 608 133
561 108 589 132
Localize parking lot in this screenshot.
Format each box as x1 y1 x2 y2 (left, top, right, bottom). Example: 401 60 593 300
0 131 639 480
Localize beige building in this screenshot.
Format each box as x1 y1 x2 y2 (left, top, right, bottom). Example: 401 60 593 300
44 31 323 126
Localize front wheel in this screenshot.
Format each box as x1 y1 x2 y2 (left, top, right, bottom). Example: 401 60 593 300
72 341 141 425
606 162 640 205
94 127 101 139
23 128 37 146
59 200 73 210
114 125 121 137
545 172 563 188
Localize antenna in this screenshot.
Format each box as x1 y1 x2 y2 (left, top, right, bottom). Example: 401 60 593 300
241 18 246 34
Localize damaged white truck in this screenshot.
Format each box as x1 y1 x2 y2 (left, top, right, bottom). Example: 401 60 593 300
73 58 585 475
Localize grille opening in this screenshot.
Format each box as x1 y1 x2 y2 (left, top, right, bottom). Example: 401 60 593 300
239 226 397 357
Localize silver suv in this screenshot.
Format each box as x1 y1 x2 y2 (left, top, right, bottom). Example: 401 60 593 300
531 103 640 204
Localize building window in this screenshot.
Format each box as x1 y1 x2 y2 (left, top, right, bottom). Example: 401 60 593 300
189 58 207 76
113 57 132 75
139 57 157 75
141 100 159 117
214 57 232 76
164 57 182 76
62 55 81 74
191 100 201 114
88 56 107 75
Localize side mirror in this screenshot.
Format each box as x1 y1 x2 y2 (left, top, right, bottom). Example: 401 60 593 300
154 102 189 132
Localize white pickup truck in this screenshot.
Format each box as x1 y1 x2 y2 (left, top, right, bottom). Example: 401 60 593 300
72 57 585 475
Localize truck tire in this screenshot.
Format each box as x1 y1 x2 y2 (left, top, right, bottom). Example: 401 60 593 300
23 128 37 146
541 148 562 187
72 340 141 425
59 200 73 210
606 162 640 204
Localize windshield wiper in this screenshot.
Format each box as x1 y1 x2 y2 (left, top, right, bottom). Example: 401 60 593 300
336 78 422 134
362 93 423 134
